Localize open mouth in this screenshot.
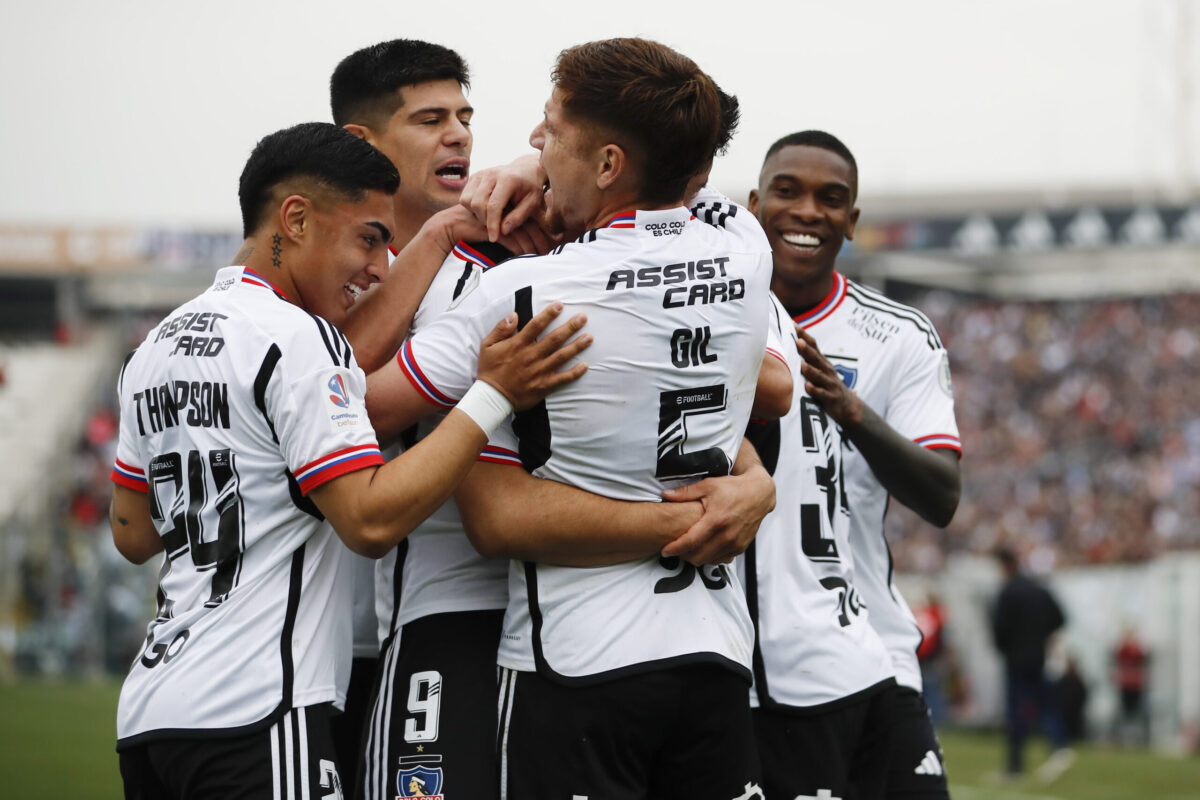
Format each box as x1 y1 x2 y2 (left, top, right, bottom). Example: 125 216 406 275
781 232 822 254
343 282 364 307
435 160 469 187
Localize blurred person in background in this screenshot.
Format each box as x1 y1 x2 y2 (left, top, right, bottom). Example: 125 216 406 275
990 546 1072 781
1111 627 1150 746
1056 653 1089 743
915 591 949 726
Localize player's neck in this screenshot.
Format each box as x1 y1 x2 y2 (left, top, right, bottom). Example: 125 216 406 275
584 192 682 231
391 196 445 251
771 268 837 317
238 234 299 304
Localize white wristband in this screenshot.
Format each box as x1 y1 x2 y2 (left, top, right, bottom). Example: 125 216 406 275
456 380 515 437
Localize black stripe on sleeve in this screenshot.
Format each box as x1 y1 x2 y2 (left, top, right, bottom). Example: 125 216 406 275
254 344 323 521
309 315 343 366
509 286 552 473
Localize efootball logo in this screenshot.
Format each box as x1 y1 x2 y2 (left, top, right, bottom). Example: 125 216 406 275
328 374 350 408
396 764 443 799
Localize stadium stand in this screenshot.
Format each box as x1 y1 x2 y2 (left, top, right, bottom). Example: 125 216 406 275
883 291 1200 573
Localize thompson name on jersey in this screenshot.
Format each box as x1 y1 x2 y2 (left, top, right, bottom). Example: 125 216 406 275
111 266 383 746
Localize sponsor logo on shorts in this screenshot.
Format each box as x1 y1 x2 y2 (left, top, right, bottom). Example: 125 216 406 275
914 749 944 776
396 761 443 799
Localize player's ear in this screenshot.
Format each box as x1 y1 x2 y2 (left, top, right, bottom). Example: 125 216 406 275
596 143 625 191
343 123 372 144
747 189 761 216
845 206 861 241
279 195 311 244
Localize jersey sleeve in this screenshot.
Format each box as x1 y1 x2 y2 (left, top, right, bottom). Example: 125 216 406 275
399 269 514 408
111 351 148 492
690 184 770 251
477 417 523 468
764 295 793 367
884 333 962 456
269 330 384 495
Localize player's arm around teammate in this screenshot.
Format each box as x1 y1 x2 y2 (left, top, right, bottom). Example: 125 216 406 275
110 300 589 560
456 437 774 567
308 301 590 557
795 325 959 525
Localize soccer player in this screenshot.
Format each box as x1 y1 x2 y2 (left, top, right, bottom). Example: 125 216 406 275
330 41 779 800
749 130 963 799
108 122 588 800
327 39 499 788
740 292 897 800
368 37 775 798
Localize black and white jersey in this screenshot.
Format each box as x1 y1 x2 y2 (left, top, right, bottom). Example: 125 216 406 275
373 241 513 646
798 272 961 693
741 293 894 710
401 188 773 682
110 266 384 746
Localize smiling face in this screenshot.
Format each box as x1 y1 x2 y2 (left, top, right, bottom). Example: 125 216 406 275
290 189 394 327
365 79 472 218
529 87 604 239
749 144 860 307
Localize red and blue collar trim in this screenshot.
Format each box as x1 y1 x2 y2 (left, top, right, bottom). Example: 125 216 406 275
793 271 846 329
241 268 289 300
453 240 497 269
604 211 637 229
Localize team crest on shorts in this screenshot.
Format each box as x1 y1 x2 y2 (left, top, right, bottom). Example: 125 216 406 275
396 763 443 799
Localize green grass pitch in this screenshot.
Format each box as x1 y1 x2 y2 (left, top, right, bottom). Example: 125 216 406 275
1 680 1197 799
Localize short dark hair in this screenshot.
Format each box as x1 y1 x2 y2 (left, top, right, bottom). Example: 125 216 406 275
552 38 719 206
763 130 858 197
713 86 740 158
238 122 400 238
330 39 470 128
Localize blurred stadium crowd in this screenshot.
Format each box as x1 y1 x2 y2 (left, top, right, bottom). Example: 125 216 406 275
888 290 1200 574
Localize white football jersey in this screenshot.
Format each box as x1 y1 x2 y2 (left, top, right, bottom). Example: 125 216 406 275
740 293 894 710
799 271 961 692
110 266 384 745
402 188 772 682
374 241 512 646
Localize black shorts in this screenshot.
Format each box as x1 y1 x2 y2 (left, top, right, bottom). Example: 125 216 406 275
119 704 342 800
333 655 378 792
357 609 504 800
753 682 893 800
883 687 949 799
499 663 763 800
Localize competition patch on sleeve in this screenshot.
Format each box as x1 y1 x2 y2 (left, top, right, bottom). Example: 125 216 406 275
111 458 148 492
937 351 954 397
324 368 364 433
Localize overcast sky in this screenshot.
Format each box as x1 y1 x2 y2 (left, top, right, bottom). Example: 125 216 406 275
1 0 1196 227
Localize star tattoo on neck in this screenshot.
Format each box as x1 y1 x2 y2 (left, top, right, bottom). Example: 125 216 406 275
271 233 282 268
